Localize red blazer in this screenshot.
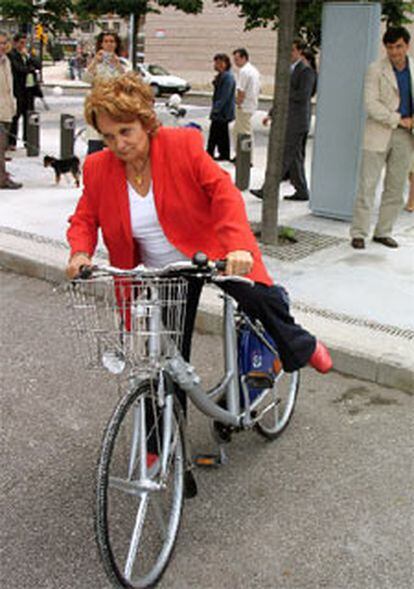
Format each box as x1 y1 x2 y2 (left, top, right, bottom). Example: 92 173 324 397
67 127 272 286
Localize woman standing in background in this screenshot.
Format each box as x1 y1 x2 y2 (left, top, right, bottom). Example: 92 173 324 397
206 53 236 162
83 31 125 154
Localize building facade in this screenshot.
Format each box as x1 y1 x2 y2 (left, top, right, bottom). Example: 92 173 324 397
144 0 278 94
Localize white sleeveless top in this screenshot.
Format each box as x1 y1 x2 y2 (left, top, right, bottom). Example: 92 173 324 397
128 182 188 268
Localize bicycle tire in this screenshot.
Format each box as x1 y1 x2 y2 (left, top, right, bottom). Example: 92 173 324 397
95 379 185 588
254 371 300 440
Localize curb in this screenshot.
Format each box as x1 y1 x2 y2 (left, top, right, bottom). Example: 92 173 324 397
1 229 412 394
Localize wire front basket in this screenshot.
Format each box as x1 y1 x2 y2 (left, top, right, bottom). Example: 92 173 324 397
67 275 188 374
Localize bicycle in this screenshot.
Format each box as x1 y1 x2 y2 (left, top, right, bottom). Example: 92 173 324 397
68 253 300 588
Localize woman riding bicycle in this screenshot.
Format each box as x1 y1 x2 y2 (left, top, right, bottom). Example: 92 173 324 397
66 72 332 375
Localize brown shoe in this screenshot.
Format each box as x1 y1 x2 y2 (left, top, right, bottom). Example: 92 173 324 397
373 236 398 248
0 178 23 189
351 238 365 249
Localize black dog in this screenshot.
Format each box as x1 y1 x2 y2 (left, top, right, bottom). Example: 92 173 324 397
44 155 81 187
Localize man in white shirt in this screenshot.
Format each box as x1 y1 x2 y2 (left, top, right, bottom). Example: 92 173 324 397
232 48 260 161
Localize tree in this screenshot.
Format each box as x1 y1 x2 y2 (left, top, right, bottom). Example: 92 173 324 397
214 1 414 48
215 0 414 245
0 0 76 36
76 0 203 68
261 0 296 244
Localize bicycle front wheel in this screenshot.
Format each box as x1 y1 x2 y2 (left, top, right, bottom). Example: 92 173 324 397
95 379 185 588
254 370 300 440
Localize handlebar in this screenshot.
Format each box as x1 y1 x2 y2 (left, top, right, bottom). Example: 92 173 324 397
75 252 253 285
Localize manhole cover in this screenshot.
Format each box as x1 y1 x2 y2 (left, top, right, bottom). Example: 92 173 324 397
251 223 346 262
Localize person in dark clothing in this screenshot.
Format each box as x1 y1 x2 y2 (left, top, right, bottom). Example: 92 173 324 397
300 47 318 160
206 53 236 161
250 39 316 201
8 34 38 148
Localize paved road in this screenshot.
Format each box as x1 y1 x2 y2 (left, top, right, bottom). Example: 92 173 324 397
1 270 413 589
35 90 270 150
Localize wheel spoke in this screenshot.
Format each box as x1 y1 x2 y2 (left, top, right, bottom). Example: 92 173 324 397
150 495 167 540
127 405 141 480
109 476 162 495
124 492 150 581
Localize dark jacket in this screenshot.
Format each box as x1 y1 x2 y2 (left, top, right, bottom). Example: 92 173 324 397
269 61 316 134
8 49 37 99
287 61 316 134
210 69 236 123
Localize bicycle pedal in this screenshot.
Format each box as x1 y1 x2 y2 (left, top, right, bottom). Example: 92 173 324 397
193 453 223 467
245 371 274 389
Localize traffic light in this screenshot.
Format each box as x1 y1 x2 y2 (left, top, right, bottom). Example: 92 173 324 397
35 24 43 40
35 23 48 44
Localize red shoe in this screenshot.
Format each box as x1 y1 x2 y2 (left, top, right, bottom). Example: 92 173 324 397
147 452 159 469
309 341 333 374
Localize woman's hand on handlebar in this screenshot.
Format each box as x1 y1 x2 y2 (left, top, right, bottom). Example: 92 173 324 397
66 252 93 279
225 250 253 276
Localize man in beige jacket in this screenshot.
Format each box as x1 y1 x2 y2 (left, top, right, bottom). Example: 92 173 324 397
350 26 414 249
0 30 22 189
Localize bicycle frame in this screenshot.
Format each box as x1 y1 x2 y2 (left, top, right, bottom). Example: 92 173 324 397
129 282 285 433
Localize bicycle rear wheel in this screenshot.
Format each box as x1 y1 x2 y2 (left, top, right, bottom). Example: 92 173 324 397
95 379 185 588
254 370 300 440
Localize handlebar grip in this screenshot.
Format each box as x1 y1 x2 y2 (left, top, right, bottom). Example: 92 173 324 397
215 260 227 272
192 252 227 272
76 264 93 279
192 252 209 267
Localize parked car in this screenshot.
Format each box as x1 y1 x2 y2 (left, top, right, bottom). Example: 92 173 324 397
135 64 191 96
77 57 191 97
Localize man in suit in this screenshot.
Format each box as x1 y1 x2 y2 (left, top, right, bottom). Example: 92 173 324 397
250 39 316 201
8 33 37 149
350 26 414 249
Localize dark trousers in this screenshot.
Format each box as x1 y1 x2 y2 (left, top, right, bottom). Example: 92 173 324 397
9 94 34 147
282 132 308 182
0 123 9 185
207 120 230 160
283 131 309 198
182 279 316 373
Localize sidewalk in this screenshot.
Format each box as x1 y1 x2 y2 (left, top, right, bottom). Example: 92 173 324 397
1 91 413 393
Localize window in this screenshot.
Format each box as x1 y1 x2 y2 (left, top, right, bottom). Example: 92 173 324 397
79 22 94 34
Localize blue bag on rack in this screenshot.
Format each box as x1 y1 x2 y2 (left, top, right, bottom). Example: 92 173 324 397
238 326 278 405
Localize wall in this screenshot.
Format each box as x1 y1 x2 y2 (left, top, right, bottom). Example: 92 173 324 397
144 0 278 93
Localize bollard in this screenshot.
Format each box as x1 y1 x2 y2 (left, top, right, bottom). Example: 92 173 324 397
26 111 40 157
60 114 75 159
235 133 251 191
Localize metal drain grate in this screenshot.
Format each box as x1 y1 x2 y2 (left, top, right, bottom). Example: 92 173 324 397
293 301 414 341
250 223 346 262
